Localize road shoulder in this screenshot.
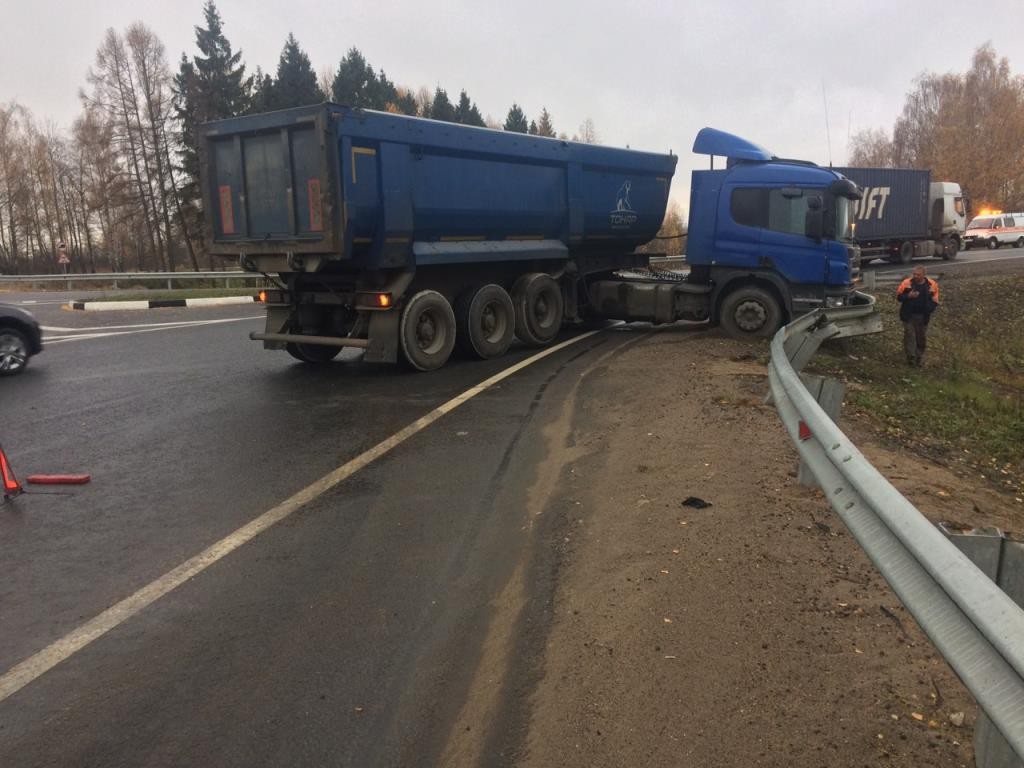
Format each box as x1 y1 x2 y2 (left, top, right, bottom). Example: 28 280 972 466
516 326 994 768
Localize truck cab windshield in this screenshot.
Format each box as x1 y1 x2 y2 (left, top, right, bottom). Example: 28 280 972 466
834 197 854 242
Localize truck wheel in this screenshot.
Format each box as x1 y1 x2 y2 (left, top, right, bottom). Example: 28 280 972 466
940 235 959 260
988 237 999 250
511 273 563 346
719 286 783 340
286 342 341 363
399 290 456 371
897 241 914 263
455 284 515 359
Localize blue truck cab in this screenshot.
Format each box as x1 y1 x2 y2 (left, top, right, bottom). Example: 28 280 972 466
684 129 863 336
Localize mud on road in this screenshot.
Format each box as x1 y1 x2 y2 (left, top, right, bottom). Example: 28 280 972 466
504 325 1020 768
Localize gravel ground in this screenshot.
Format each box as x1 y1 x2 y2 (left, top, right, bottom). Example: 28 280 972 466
509 322 1020 768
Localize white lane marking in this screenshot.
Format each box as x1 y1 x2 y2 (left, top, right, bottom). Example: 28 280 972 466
0 329 602 702
43 317 263 344
43 317 260 333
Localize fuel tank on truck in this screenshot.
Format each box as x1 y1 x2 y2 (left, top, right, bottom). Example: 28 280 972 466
200 103 678 275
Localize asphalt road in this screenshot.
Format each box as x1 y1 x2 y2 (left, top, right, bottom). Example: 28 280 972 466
2 249 1022 766
0 294 636 767
864 242 1024 274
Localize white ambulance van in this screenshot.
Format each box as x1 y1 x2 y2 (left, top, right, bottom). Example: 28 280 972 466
963 212 1024 250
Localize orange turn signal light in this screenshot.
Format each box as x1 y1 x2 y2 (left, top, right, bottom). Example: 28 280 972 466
356 292 393 309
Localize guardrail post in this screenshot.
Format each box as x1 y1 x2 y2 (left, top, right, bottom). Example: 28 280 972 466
940 525 1024 768
861 270 876 291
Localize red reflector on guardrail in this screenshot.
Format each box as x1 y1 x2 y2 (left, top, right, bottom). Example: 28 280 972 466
798 421 812 441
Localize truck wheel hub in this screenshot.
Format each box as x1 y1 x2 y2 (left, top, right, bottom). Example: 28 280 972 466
735 300 767 331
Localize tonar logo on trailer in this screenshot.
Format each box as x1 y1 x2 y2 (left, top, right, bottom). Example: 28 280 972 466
854 187 891 221
609 181 639 227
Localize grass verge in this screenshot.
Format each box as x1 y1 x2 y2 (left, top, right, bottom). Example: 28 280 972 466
809 273 1024 498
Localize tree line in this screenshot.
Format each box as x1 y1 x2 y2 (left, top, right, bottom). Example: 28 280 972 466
0 1 600 275
848 43 1024 214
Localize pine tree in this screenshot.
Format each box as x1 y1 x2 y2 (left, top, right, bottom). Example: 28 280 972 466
173 1 251 267
270 34 323 110
504 103 528 133
331 47 375 107
250 66 274 113
370 69 398 111
528 120 538 135
394 88 418 116
535 107 555 138
455 90 485 127
429 87 456 122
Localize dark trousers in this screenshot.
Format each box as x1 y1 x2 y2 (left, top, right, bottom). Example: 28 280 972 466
903 314 928 364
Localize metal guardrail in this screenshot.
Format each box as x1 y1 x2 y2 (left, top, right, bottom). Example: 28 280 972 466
767 296 1024 762
0 271 264 289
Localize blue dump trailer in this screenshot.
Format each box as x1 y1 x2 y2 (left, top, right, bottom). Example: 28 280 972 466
200 104 866 370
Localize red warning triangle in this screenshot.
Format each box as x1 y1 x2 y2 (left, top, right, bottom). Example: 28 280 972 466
1 444 23 498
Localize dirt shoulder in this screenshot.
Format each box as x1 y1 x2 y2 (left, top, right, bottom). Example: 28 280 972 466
516 324 1021 768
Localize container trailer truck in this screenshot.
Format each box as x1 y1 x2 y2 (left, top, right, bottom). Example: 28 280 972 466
199 104 868 370
832 167 966 264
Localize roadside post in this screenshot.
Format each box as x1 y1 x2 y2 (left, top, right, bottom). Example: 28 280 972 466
939 525 1024 768
58 242 69 288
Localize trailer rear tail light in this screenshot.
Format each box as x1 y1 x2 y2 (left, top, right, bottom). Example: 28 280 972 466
356 292 393 309
259 289 287 304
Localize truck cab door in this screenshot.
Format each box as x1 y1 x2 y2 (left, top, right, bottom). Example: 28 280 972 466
759 188 828 303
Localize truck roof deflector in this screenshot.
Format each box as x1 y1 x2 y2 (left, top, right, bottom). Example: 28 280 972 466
692 128 775 162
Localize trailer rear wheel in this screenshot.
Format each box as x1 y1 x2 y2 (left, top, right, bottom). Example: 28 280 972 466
719 286 783 340
455 284 515 359
400 290 456 371
896 241 914 264
512 273 563 346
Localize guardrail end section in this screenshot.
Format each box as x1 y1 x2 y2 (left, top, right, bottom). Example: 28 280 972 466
941 526 1024 767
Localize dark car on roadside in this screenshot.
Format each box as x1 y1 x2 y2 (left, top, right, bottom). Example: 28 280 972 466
0 303 43 375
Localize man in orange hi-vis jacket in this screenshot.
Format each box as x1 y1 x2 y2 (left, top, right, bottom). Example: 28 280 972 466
896 265 940 367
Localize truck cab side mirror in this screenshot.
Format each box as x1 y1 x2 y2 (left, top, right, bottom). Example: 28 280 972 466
805 196 823 241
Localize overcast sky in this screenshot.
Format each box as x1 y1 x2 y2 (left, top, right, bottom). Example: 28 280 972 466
2 0 1021 215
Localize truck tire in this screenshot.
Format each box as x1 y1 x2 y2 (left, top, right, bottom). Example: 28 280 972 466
511 273 563 346
399 290 456 371
940 235 959 260
455 284 515 359
719 286 783 340
896 241 914 264
988 237 999 250
286 342 341 364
